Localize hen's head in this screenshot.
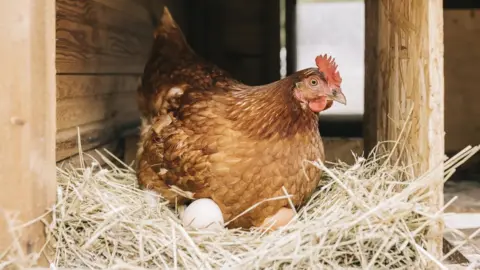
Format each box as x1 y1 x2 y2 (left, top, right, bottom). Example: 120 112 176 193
293 54 346 113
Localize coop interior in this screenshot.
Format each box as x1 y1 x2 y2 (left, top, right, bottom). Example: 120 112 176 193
1 0 480 268
56 0 480 222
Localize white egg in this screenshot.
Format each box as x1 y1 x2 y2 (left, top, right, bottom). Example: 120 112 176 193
181 198 225 231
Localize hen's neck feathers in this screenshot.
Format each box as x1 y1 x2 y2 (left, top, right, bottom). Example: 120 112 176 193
225 73 320 140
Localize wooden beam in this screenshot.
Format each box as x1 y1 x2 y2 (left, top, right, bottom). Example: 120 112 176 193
0 0 56 265
364 0 445 266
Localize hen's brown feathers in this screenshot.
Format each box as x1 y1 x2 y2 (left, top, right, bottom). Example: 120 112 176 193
138 77 325 228
225 78 319 140
138 99 324 228
136 7 325 228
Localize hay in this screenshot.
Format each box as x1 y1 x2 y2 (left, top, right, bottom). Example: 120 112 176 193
1 141 480 269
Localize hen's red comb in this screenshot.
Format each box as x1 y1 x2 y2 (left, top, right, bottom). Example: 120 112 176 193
315 54 342 88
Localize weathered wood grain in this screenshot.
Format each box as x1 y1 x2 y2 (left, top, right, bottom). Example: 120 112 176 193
57 91 139 130
56 74 140 100
57 0 153 33
56 0 155 74
54 0 194 164
0 0 56 265
55 97 139 161
54 0 154 162
54 0 191 162
365 0 445 266
56 119 139 162
57 140 124 168
56 75 141 161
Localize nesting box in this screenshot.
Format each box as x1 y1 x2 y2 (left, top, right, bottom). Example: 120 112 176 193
2 0 479 268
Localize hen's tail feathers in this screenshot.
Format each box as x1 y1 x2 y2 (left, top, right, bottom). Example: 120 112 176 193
150 6 193 57
154 7 177 38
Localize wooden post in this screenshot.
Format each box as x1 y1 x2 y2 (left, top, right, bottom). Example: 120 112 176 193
364 0 444 266
0 0 56 265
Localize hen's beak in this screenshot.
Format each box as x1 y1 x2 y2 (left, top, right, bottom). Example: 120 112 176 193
295 82 347 105
328 90 347 105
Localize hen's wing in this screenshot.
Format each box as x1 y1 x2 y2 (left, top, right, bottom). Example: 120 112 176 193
137 87 232 204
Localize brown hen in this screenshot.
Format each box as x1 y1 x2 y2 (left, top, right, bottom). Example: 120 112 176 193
136 7 347 229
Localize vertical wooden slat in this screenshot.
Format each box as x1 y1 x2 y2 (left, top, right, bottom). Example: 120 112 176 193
285 0 297 76
363 0 380 153
0 0 56 265
364 0 444 266
263 0 281 83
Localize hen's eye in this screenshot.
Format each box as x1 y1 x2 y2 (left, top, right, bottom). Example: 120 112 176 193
310 79 318 86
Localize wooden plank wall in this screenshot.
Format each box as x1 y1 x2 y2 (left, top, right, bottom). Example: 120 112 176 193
55 0 186 163
444 9 480 153
443 9 480 179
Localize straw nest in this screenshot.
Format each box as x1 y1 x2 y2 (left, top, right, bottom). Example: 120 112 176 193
2 139 479 269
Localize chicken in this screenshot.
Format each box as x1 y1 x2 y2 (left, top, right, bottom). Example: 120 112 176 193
135 7 347 229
